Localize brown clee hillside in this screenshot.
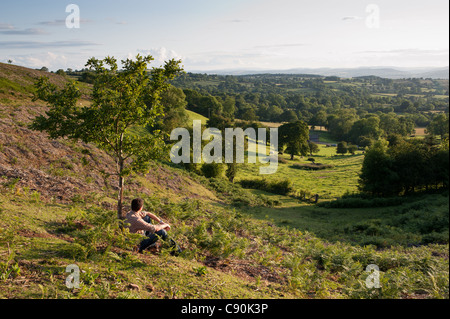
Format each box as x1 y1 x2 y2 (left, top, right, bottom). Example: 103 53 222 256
0 62 217 209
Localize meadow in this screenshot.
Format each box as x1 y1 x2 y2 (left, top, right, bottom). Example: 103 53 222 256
237 136 364 201
233 133 448 249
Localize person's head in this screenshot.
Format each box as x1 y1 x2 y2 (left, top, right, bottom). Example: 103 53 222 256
131 198 144 212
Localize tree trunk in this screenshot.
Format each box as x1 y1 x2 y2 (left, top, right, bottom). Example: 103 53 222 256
117 173 124 220
117 133 125 220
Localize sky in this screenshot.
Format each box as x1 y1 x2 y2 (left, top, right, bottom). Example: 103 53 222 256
0 0 448 72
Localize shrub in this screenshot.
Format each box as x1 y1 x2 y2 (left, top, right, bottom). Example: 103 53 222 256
291 163 334 171
201 163 224 178
337 142 348 155
182 162 202 175
239 178 294 195
318 195 404 208
294 189 316 202
206 177 273 207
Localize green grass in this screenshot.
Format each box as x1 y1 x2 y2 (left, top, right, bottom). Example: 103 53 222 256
244 192 449 247
1 166 448 299
312 130 339 144
0 192 295 299
0 77 34 95
237 145 364 200
186 110 208 126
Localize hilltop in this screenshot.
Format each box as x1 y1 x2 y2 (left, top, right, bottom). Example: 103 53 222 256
0 62 448 299
189 66 450 79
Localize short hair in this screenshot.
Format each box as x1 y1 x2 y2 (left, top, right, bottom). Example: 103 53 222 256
131 198 144 212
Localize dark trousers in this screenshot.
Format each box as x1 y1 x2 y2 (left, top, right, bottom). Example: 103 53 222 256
139 216 169 252
139 216 181 255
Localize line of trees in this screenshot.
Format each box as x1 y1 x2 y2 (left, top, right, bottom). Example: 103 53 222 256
359 137 449 197
73 70 448 146
169 73 448 125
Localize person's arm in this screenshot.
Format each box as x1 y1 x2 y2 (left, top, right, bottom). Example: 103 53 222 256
153 223 171 232
143 211 165 224
131 215 170 233
130 215 157 233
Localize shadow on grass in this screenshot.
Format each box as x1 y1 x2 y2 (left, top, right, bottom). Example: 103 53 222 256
238 192 449 249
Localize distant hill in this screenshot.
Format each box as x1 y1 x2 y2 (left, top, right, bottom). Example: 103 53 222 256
190 66 450 79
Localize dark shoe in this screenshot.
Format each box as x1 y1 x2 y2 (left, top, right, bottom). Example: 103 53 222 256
139 242 157 254
169 239 183 256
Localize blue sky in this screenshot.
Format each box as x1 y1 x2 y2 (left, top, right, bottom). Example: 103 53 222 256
0 0 448 71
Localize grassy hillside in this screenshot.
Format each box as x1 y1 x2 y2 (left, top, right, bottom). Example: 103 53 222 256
187 110 208 126
0 63 448 299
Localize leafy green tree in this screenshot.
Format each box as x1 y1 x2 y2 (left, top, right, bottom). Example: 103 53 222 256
80 71 96 84
389 140 429 194
55 69 66 76
359 140 400 196
31 55 183 219
347 116 383 147
184 90 223 118
279 110 298 123
241 108 259 122
307 141 320 156
386 134 405 147
226 163 238 183
279 121 309 160
149 86 189 137
207 113 234 131
337 142 348 155
347 144 358 155
201 162 224 178
264 105 283 122
327 109 358 140
309 110 328 129
379 113 414 137
396 100 414 113
360 138 449 196
427 113 449 138
222 96 236 118
430 148 449 189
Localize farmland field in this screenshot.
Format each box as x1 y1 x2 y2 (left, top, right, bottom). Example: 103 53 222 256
237 144 364 200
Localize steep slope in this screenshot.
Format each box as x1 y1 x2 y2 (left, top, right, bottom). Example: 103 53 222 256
0 63 218 206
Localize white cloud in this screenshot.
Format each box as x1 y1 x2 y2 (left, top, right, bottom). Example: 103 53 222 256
0 28 49 35
128 47 184 67
7 52 71 70
37 19 93 26
0 23 14 30
183 51 274 71
106 18 128 25
0 40 100 49
342 16 363 21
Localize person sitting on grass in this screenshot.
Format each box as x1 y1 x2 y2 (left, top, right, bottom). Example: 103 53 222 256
126 198 181 255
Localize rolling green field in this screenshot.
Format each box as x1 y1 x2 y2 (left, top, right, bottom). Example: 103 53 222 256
237 144 364 201
231 132 448 250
